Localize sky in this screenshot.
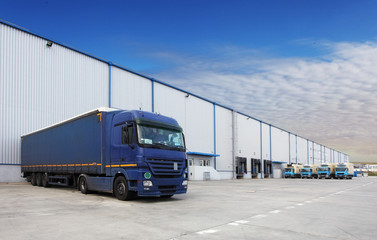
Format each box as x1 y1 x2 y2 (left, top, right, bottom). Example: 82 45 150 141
1 0 377 163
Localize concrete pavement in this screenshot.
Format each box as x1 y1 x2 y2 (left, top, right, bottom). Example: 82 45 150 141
0 177 376 240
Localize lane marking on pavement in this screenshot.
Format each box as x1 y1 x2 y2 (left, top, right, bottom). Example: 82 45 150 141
296 203 304 206
269 210 281 214
235 220 249 224
197 229 219 235
228 220 250 226
286 206 295 209
228 222 239 226
251 214 267 219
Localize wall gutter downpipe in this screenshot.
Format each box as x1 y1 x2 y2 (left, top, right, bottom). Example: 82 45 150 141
289 132 291 164
269 124 272 178
295 135 298 164
108 62 112 108
213 103 217 170
312 141 315 164
151 78 155 112
260 121 263 179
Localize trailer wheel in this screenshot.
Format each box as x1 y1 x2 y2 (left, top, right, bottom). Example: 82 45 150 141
42 173 50 188
79 176 89 194
36 173 43 187
31 173 37 186
113 176 136 201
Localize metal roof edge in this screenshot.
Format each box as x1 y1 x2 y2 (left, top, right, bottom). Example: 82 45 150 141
0 19 110 65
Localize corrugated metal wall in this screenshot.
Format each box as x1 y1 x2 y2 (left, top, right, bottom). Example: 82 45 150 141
296 137 304 164
0 23 108 166
111 66 152 111
215 106 233 177
262 123 271 161
271 127 289 163
0 21 349 181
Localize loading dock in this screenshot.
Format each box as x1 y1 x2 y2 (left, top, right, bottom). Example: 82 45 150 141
264 160 272 178
235 157 247 179
251 158 261 178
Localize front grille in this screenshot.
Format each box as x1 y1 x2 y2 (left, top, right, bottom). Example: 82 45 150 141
146 158 184 176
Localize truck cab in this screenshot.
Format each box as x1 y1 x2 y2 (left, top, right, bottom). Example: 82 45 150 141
109 110 188 199
318 163 335 179
301 165 313 179
335 163 354 179
284 164 302 178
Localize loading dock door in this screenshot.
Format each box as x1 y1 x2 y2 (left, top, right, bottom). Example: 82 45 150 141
251 159 261 178
264 160 272 178
235 157 247 179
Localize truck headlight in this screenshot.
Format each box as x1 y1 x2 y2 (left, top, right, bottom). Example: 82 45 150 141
143 180 153 187
182 180 188 186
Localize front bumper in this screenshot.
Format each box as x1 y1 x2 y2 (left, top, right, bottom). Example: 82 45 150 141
136 170 188 197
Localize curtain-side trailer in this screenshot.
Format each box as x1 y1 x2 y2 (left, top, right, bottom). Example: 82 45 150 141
21 108 188 200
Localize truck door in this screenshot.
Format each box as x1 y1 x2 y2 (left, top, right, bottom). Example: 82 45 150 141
111 123 137 169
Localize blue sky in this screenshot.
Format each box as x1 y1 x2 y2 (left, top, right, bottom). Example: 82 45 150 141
1 0 377 162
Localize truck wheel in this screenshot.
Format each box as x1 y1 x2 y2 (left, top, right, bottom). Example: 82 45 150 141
31 173 37 186
114 176 136 201
42 173 50 188
79 176 89 194
36 173 43 187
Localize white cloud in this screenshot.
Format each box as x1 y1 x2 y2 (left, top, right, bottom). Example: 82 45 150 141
150 41 377 163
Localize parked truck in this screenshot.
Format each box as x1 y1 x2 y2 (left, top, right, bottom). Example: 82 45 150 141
335 163 354 179
21 108 188 200
300 164 318 179
284 164 302 178
318 163 335 179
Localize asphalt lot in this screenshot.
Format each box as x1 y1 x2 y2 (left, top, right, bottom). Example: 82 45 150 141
1 177 376 240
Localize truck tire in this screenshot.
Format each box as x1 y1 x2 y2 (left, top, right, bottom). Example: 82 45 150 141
36 173 43 187
31 173 37 186
42 173 50 188
113 176 136 201
79 176 89 194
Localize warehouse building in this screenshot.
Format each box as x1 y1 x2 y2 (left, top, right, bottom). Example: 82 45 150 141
0 20 349 182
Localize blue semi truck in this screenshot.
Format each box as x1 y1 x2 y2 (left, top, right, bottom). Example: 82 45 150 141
21 108 188 200
284 164 302 178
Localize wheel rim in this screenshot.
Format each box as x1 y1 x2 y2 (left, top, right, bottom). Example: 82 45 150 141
117 182 125 195
80 178 86 191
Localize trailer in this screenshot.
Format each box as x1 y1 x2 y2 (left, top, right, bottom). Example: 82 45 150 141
21 108 188 200
335 163 354 179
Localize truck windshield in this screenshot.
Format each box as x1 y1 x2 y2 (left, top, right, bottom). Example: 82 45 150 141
301 168 312 172
137 124 185 151
285 168 293 172
336 168 347 171
318 167 329 171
